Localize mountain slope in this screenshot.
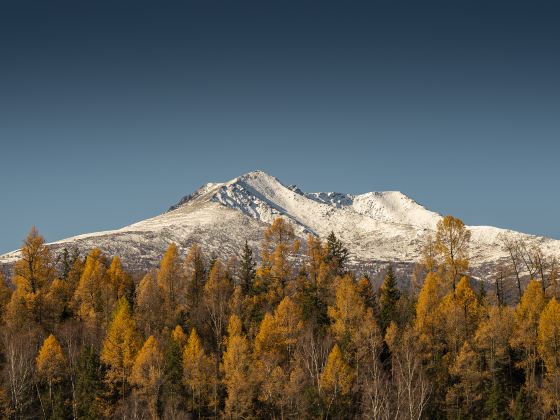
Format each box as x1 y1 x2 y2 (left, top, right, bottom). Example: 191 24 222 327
2 170 559 280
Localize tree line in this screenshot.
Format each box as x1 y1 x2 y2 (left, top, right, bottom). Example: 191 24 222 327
0 216 559 419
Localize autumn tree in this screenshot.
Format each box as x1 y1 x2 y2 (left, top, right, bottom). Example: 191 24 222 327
183 328 214 416
537 298 560 417
135 273 164 337
101 297 142 402
12 227 54 326
385 323 430 420
36 334 68 418
107 256 134 303
258 217 299 299
413 272 448 413
474 305 515 417
328 275 378 357
439 277 483 356
445 341 485 417
510 280 546 398
222 314 254 418
203 259 234 353
320 344 354 417
73 249 114 338
157 243 186 326
434 215 471 289
131 336 164 419
184 243 207 330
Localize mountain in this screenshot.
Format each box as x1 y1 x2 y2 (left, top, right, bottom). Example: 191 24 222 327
2 170 560 281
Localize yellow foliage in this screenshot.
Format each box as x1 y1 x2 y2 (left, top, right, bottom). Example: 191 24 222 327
135 273 163 337
101 298 142 392
475 305 514 371
131 336 163 418
320 344 354 396
36 334 66 383
171 324 187 349
108 256 133 301
226 314 243 339
538 298 560 373
222 333 253 417
510 279 546 390
74 249 112 327
12 227 54 325
183 328 214 412
157 243 185 324
434 215 471 288
328 275 379 355
438 277 483 353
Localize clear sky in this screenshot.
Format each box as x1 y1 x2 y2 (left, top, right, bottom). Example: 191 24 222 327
1 0 559 253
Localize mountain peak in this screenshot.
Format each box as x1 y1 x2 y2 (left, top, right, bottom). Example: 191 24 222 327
3 170 560 282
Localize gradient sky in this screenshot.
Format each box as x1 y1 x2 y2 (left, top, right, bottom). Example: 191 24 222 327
1 0 560 253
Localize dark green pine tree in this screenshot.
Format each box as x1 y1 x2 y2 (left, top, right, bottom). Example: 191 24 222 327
325 231 349 274
58 247 80 280
162 338 185 414
75 345 105 419
379 265 400 332
484 379 509 420
239 240 256 294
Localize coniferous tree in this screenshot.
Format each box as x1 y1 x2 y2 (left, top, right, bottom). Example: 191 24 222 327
325 231 349 275
161 327 186 417
239 240 256 295
379 266 400 332
75 345 105 419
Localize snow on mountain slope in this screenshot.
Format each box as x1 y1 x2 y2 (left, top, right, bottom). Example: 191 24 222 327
2 170 560 281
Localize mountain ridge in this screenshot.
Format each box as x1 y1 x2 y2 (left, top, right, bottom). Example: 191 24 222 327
2 170 559 281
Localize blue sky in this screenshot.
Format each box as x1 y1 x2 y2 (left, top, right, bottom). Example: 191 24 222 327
1 0 559 253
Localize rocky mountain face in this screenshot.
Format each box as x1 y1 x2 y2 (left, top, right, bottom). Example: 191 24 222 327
2 170 560 281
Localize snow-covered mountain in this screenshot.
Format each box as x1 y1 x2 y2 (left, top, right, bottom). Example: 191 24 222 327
2 170 560 280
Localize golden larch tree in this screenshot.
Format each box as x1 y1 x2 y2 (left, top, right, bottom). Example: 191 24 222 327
157 243 186 326
510 279 546 394
12 227 54 325
107 256 134 302
537 298 560 416
222 314 254 418
135 273 164 337
203 259 233 353
131 336 164 419
101 297 142 398
434 215 471 289
320 344 354 417
183 328 214 415
36 334 67 415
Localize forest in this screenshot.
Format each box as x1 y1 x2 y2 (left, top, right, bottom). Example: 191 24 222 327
0 215 559 419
